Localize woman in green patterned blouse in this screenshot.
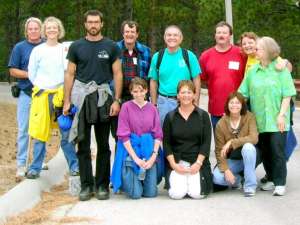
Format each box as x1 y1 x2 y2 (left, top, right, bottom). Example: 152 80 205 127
238 36 296 196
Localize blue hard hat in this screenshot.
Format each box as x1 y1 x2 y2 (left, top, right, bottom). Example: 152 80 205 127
58 114 73 131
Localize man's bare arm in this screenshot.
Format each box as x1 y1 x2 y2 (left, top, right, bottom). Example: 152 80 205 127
9 68 28 79
112 58 123 100
193 75 201 106
63 61 76 115
110 58 123 116
150 79 158 105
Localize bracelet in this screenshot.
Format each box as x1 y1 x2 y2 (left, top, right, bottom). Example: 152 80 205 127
114 98 122 104
152 151 158 155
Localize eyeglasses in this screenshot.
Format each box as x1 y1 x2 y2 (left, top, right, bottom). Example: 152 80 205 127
256 48 264 51
86 21 100 24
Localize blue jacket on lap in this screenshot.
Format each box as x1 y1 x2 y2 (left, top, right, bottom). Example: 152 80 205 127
111 133 164 193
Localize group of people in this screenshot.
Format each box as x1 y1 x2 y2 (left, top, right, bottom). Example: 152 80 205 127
8 9 296 202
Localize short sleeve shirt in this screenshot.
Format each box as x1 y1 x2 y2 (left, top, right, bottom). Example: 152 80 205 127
8 40 42 90
67 37 121 84
148 48 201 96
199 45 246 116
239 61 296 133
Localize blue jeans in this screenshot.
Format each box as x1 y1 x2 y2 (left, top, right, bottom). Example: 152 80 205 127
121 157 157 199
16 91 31 167
210 115 222 132
157 95 177 126
60 128 79 173
213 143 257 192
28 128 79 174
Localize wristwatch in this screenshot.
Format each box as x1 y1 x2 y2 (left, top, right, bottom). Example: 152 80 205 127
114 98 122 104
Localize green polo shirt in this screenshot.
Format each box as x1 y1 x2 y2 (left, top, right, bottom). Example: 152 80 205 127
148 47 201 96
239 60 296 133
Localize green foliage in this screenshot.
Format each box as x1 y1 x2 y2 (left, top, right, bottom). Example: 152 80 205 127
1 0 300 80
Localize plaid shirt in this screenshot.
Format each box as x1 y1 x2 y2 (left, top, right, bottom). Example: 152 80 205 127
117 40 151 97
121 49 138 91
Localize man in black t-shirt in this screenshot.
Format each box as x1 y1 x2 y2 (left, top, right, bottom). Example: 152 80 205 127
63 10 122 201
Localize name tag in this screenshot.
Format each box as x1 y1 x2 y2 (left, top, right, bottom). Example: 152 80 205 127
228 61 240 70
133 57 138 65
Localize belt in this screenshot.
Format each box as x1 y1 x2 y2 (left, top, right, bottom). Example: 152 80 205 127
159 93 177 100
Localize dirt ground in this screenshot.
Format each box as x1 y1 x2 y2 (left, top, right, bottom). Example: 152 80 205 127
5 180 81 225
0 102 60 196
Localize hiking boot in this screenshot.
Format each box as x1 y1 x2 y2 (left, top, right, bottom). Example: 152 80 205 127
260 181 275 191
96 186 109 200
273 186 286 196
79 187 93 201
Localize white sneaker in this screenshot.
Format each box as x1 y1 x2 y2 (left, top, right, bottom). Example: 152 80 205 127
260 181 275 191
244 189 256 197
16 166 26 177
273 186 286 196
42 163 49 170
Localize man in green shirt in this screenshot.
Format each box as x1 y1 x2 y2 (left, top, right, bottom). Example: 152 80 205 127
148 25 201 124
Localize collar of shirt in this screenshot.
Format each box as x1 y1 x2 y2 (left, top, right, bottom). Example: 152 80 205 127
255 59 276 72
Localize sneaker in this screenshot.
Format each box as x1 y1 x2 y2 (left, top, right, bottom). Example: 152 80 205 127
273 186 286 196
26 171 40 179
70 171 80 176
260 181 275 191
244 189 256 197
42 163 49 170
16 166 26 177
260 174 269 184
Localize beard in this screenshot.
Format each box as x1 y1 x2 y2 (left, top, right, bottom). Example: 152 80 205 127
86 27 100 36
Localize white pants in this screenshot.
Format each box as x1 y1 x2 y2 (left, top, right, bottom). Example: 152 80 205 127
168 170 202 199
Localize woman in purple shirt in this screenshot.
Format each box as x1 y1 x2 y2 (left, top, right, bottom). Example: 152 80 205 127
112 77 163 199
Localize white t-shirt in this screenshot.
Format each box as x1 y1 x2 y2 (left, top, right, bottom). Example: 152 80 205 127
28 43 65 90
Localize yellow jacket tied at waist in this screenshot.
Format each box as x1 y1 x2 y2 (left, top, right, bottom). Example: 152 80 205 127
28 86 64 142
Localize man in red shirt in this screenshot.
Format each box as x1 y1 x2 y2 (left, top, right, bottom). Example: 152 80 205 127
199 21 246 130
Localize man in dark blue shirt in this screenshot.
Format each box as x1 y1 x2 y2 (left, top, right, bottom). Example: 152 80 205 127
8 17 43 179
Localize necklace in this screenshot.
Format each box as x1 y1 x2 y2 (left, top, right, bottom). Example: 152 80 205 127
229 116 241 137
229 116 241 129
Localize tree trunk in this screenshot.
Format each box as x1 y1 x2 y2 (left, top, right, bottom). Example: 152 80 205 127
147 0 157 52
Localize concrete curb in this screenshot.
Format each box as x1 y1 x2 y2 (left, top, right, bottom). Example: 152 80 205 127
0 149 68 224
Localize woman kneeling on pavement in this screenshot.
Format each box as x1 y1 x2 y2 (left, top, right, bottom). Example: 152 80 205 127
111 77 163 199
239 37 296 196
212 92 259 197
163 80 213 199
